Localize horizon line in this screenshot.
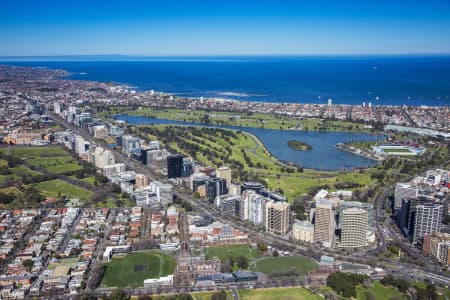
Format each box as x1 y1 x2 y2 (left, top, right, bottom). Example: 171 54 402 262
1 53 450 59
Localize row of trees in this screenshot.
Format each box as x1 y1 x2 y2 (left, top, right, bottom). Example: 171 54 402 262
220 255 249 273
326 272 370 298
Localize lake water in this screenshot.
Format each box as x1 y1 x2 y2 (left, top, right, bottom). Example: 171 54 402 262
114 115 385 171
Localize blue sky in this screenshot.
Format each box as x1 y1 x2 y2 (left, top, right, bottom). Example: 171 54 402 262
1 0 449 56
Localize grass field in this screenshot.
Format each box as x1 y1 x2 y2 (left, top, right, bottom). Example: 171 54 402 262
204 245 260 261
70 175 97 187
356 281 405 300
104 106 369 132
27 156 83 174
28 179 93 200
249 256 318 276
100 252 176 288
47 257 79 270
0 165 41 184
10 146 69 158
239 287 322 300
381 148 414 153
191 291 233 300
9 146 83 174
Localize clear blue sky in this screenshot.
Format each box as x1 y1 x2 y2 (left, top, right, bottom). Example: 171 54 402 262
1 0 450 56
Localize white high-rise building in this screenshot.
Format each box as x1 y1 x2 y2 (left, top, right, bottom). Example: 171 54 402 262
340 207 368 248
102 163 126 176
394 183 418 209
313 199 336 247
293 220 314 243
75 136 88 155
94 147 115 169
216 166 232 190
53 101 61 114
412 203 443 245
240 190 265 225
249 193 265 225
122 135 140 154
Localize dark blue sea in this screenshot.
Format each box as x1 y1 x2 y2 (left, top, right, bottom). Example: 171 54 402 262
2 56 450 106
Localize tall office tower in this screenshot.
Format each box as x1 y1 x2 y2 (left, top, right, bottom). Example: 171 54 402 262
313 199 336 247
265 200 290 235
122 135 140 154
249 192 265 225
141 148 150 165
338 201 374 238
94 147 115 169
327 98 332 108
241 182 265 194
340 207 369 248
53 101 61 114
216 166 232 190
182 159 194 178
398 198 430 238
412 203 443 245
229 183 242 197
239 190 250 221
240 190 265 224
206 177 227 203
149 140 160 150
75 136 88 154
167 154 184 179
293 220 314 243
394 183 418 209
135 174 149 189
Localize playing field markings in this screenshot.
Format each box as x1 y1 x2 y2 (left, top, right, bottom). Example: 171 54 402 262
157 253 164 276
133 265 146 272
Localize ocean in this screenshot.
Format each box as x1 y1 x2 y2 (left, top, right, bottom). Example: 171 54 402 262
2 56 450 106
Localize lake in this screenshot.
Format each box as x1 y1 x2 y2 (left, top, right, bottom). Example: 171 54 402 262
114 115 385 171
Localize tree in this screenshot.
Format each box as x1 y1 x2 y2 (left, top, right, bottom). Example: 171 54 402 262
211 290 227 300
416 284 437 300
236 255 249 269
108 288 128 300
365 290 376 300
22 259 34 272
74 293 97 300
95 172 108 184
326 272 369 298
176 294 193 300
257 243 268 253
272 250 279 257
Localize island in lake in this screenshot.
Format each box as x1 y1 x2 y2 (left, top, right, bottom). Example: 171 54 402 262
287 140 313 151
